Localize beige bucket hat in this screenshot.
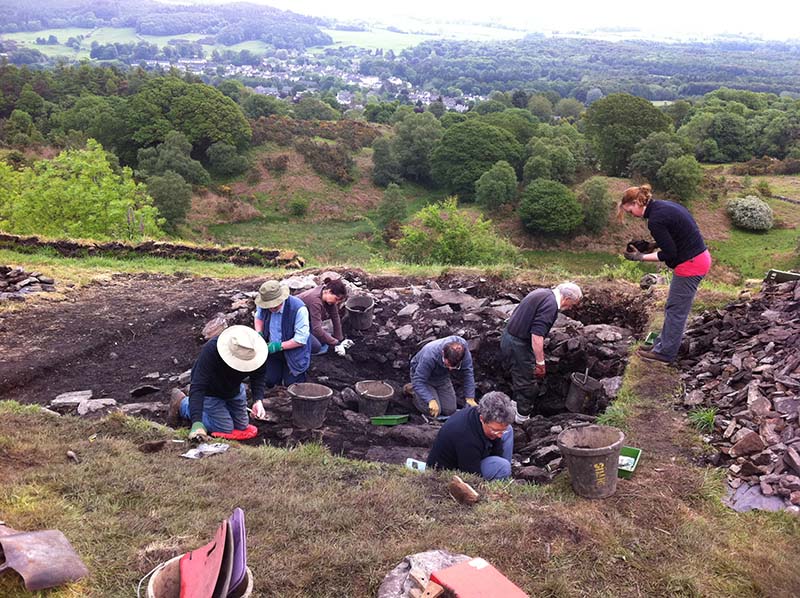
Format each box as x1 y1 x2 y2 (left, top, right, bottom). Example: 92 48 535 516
216 325 268 372
254 280 290 309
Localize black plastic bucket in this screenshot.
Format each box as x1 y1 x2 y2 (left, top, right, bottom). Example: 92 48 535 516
355 380 394 417
557 424 625 499
288 383 333 429
565 371 601 413
345 295 374 331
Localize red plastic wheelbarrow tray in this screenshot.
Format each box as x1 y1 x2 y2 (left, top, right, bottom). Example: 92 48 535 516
179 519 232 598
430 557 529 597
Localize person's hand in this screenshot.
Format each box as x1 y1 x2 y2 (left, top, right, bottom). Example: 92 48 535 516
534 362 546 379
465 398 478 408
624 250 644 262
250 400 267 420
428 400 441 417
334 343 347 357
267 341 282 353
188 422 209 442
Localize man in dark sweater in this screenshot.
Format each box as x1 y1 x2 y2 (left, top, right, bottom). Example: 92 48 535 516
426 391 516 480
409 335 476 417
500 282 582 421
169 325 268 440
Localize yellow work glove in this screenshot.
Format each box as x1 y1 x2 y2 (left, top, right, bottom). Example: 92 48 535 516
465 398 478 408
428 400 440 417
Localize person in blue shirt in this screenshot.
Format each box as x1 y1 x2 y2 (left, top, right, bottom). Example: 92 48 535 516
409 336 476 417
252 280 312 390
426 391 515 480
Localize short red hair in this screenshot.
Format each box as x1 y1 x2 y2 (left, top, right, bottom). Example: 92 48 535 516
617 184 652 221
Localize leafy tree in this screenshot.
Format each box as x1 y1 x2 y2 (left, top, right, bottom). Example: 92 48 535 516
553 98 583 121
663 99 692 129
53 95 128 156
511 89 529 109
427 99 445 118
136 131 210 185
0 139 162 240
577 177 613 233
207 142 250 176
242 94 288 119
4 110 38 146
583 93 671 176
293 96 339 121
473 100 507 115
519 179 583 235
431 120 523 201
657 155 704 200
475 160 517 209
480 109 538 145
708 111 751 162
523 155 551 184
629 131 690 185
145 170 192 232
364 101 398 124
170 84 252 154
440 112 467 128
397 197 517 265
374 182 407 243
371 135 403 186
527 95 553 122
15 84 46 121
393 112 443 182
217 80 246 103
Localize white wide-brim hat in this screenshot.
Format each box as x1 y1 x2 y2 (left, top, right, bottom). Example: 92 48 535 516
216 325 268 372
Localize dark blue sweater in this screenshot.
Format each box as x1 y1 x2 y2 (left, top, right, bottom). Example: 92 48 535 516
645 200 707 269
426 407 504 475
505 288 558 340
188 338 267 424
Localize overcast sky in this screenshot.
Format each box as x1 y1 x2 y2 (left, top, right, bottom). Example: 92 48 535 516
201 0 797 41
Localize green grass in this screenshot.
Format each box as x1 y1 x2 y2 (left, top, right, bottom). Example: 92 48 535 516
688 407 717 433
319 28 438 52
708 226 799 280
522 249 620 275
209 216 378 265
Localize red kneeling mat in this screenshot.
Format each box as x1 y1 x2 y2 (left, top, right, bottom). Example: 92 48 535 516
430 557 528 598
211 425 258 440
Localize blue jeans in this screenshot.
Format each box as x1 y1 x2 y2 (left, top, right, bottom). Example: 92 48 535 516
653 273 704 361
265 352 307 387
481 427 514 480
179 384 248 434
309 335 330 355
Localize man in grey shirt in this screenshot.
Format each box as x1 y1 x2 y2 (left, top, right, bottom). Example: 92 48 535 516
410 336 476 417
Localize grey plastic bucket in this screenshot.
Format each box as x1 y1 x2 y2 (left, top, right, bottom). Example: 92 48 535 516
147 555 253 598
565 371 600 414
345 295 374 331
557 424 625 499
355 380 394 417
288 382 333 429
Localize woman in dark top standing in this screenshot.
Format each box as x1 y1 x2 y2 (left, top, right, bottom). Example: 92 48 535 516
298 277 348 354
619 184 711 364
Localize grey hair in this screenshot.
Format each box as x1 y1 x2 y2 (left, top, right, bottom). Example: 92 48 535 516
556 282 582 302
477 391 515 425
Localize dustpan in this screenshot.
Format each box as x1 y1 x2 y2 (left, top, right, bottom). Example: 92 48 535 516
179 520 231 598
227 509 247 595
0 524 89 591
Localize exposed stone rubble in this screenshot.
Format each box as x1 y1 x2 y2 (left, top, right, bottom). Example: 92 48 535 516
680 279 800 512
0 265 56 301
197 270 644 482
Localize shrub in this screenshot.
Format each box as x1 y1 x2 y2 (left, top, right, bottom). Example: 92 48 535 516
475 160 517 209
519 179 583 236
397 197 518 265
374 183 407 244
726 195 774 231
657 155 703 200
289 196 309 217
145 170 192 233
295 138 354 184
755 180 772 197
522 155 551 184
578 177 614 234
207 142 249 176
262 154 290 173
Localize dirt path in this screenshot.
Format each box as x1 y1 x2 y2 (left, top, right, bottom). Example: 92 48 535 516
0 273 260 405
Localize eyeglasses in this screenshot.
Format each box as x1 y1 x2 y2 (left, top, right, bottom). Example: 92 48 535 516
484 423 508 437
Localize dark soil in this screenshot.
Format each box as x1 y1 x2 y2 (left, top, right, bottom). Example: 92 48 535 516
0 271 649 475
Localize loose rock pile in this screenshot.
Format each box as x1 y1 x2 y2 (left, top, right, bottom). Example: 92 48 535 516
0 265 55 301
198 271 644 480
680 279 800 511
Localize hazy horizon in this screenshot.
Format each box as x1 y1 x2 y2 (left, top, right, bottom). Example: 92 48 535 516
167 0 799 42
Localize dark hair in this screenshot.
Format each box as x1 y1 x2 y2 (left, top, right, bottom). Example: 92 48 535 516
443 341 465 366
323 277 348 299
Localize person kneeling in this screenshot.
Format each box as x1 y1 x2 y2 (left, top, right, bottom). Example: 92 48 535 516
425 391 515 481
169 325 267 440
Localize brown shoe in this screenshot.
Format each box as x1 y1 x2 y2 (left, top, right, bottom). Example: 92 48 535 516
167 388 186 427
638 350 673 364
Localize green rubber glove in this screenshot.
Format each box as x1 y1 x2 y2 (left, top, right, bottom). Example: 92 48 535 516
188 422 208 442
268 341 283 353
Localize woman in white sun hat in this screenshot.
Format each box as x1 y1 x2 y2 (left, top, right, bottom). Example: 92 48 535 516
168 325 268 440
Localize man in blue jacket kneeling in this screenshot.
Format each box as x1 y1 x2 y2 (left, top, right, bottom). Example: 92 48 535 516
426 391 515 481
